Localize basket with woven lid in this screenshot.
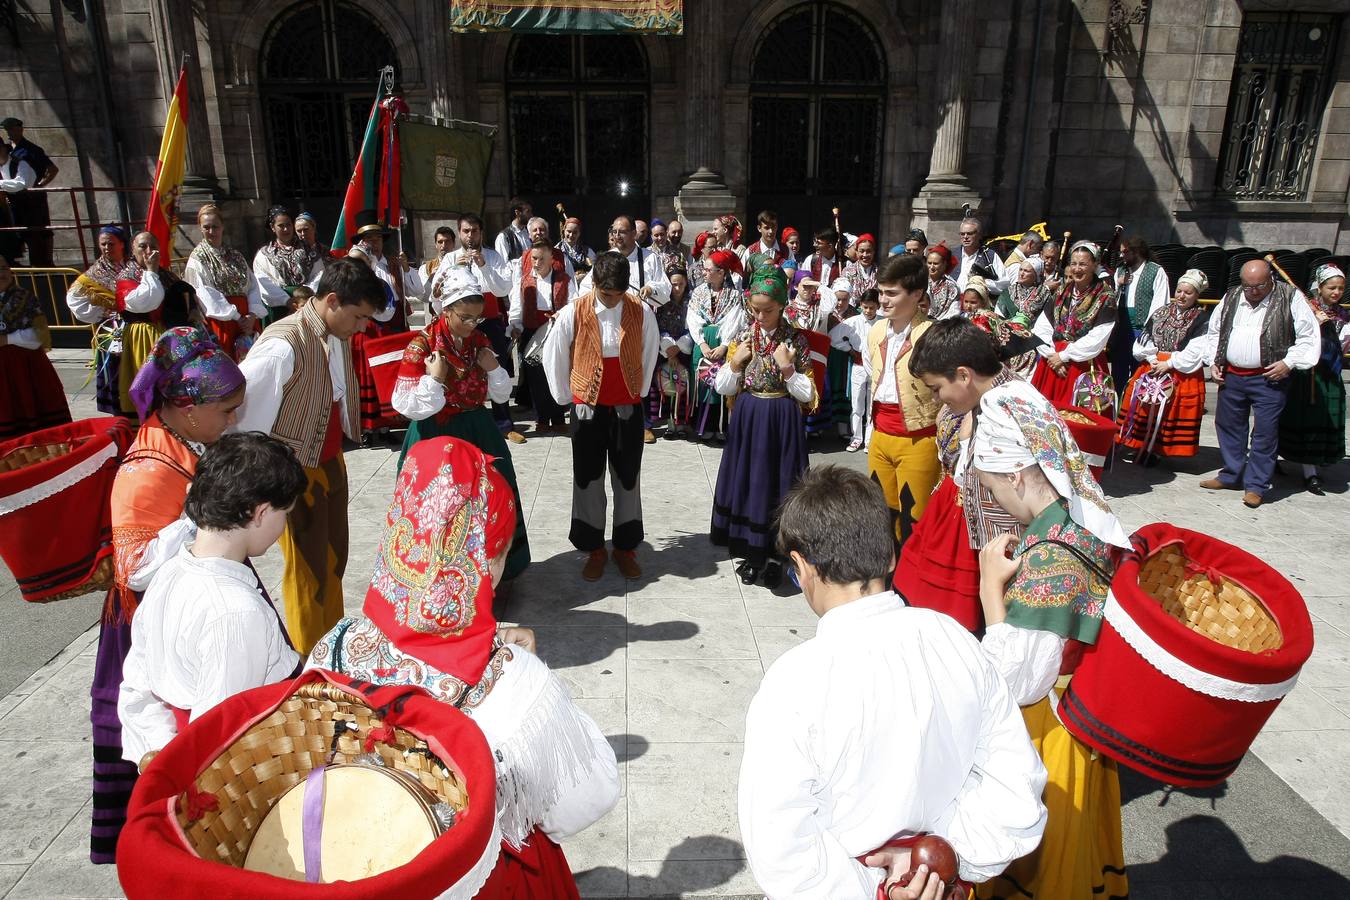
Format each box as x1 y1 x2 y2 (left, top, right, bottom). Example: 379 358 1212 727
0 417 132 603
1059 523 1313 787
119 671 502 899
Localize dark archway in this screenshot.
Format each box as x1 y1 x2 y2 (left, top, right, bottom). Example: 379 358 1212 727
506 34 650 249
747 1 886 240
260 0 400 228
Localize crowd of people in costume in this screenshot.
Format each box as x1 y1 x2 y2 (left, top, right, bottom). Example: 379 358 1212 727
0 198 1343 898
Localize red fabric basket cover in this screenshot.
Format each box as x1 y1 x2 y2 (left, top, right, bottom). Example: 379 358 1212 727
800 328 831 404
1054 403 1115 480
0 417 134 602
366 331 417 408
1062 523 1314 787
117 669 499 899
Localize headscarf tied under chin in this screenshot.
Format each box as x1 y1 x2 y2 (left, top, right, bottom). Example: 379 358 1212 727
970 378 1131 548
362 436 516 683
747 265 789 307
127 326 245 420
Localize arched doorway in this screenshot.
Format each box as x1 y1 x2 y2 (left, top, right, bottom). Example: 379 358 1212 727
506 34 649 250
260 0 400 228
747 2 886 241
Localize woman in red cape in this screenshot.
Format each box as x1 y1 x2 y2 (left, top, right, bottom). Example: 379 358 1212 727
307 436 620 897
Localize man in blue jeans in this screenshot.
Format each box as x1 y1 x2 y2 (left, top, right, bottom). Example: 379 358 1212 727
1198 259 1318 508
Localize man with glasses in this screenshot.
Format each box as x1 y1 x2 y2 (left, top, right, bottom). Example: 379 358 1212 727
1199 259 1318 508
428 213 523 442
954 218 1007 294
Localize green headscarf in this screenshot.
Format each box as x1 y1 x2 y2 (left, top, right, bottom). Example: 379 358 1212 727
747 265 789 307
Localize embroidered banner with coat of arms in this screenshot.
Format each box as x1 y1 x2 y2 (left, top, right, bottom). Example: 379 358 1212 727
449 0 682 34
399 121 495 214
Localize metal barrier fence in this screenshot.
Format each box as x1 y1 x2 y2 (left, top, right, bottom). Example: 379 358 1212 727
15 266 89 331
1 186 152 270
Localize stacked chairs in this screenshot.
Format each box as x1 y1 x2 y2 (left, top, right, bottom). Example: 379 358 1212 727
1271 249 1309 290
1224 248 1262 288
1154 246 1194 296
1186 247 1229 300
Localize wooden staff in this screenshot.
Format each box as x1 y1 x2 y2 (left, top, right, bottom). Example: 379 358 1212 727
556 202 567 241
1050 230 1071 284
1102 224 1125 271
832 206 843 262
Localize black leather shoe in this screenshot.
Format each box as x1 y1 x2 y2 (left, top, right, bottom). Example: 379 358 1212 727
736 561 760 585
1306 475 1325 496
762 561 783 589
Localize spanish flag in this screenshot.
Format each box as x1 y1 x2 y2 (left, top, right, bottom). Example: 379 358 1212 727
145 65 189 255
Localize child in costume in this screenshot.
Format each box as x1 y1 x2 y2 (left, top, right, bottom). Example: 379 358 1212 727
710 266 815 588
119 432 304 771
829 288 881 452
968 377 1133 900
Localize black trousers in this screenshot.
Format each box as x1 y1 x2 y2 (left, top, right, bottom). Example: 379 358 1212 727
569 403 645 551
477 317 515 430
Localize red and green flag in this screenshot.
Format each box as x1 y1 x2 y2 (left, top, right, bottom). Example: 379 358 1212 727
331 67 402 252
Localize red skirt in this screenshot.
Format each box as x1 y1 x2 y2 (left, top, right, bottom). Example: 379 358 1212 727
0 344 72 440
1030 341 1106 408
1116 355 1204 458
204 296 261 361
893 477 983 633
478 829 581 900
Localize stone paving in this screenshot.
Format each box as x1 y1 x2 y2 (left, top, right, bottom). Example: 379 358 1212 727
2 350 1349 897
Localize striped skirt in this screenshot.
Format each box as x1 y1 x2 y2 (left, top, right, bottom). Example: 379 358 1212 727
1116 357 1205 458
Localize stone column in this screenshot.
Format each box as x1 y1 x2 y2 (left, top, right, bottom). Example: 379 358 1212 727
674 0 735 233
152 0 220 215
912 0 984 233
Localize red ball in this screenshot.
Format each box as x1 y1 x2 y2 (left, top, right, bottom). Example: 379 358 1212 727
912 834 958 884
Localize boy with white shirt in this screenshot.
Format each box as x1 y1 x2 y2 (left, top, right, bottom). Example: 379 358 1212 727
510 239 577 433
738 465 1047 900
119 433 306 772
829 288 881 452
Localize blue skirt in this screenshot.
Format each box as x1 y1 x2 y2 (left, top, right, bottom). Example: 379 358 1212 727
710 393 809 565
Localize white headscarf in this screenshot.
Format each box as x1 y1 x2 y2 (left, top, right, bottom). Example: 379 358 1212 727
440 266 483 307
1177 268 1208 296
971 379 1131 548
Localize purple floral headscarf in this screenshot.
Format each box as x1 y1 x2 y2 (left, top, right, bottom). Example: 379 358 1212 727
128 326 246 420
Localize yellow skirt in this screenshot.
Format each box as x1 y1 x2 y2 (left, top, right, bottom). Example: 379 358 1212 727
117 320 165 414
976 696 1129 900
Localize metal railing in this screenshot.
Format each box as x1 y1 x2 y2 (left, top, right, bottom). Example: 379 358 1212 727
14 266 89 333
1 186 152 270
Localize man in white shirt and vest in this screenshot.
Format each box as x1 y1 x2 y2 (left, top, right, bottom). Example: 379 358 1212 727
739 465 1047 899
543 251 659 581
510 238 577 434
955 218 1008 295
235 257 386 652
494 196 532 263
1199 259 1318 508
1110 236 1171 391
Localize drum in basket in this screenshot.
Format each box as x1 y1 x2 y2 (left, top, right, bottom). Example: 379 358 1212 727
522 320 552 367
1055 403 1115 481
366 331 417 415
0 417 133 602
1060 523 1313 787
245 764 449 882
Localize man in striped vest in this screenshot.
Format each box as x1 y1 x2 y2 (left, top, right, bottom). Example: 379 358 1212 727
542 251 660 581
235 257 387 652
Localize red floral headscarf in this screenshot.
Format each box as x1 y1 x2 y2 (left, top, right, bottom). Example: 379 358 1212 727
363 437 516 682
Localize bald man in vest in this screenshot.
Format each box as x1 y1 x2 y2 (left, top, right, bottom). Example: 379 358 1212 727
543 251 659 580
236 257 387 651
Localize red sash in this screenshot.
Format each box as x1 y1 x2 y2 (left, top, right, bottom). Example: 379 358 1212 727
575 357 643 406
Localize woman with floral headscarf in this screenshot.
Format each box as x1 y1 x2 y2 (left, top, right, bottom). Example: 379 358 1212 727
391 266 530 580
710 266 815 587
1278 262 1348 494
688 248 747 443
1030 240 1117 409
309 436 619 898
995 257 1046 325
252 204 323 325
925 243 961 320
90 326 246 863
1117 268 1211 465
66 225 140 414
968 377 1131 900
184 204 265 360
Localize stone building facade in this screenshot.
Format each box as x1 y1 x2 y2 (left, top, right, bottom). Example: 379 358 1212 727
2 0 1347 264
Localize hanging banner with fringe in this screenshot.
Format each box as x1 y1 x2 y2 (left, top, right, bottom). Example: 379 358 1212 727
449 0 682 34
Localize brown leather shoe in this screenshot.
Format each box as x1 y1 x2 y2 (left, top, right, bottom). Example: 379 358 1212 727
1243 491 1263 508
1199 478 1239 491
643 429 657 444
506 430 527 444
582 548 608 581
613 549 642 579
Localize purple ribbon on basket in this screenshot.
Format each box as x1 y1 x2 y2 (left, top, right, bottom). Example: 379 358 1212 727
302 765 327 883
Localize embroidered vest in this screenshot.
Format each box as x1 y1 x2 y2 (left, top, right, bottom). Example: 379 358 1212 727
1214 283 1297 370
1123 260 1161 328
865 316 939 433
810 255 837 284
259 302 360 468
520 261 570 331
569 293 645 405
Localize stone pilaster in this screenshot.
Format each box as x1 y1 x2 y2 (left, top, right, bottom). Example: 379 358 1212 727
911 0 984 234
151 0 220 225
674 0 734 233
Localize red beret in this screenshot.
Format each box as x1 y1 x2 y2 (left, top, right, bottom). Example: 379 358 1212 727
709 249 744 278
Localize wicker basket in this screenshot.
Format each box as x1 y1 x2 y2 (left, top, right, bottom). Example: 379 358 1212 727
1137 543 1282 653
178 681 469 868
0 438 82 473
39 555 115 602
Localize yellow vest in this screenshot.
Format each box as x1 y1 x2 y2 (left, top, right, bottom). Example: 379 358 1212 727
866 316 939 433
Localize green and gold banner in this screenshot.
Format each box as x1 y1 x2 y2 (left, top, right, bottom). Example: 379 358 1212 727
400 121 495 214
449 0 682 34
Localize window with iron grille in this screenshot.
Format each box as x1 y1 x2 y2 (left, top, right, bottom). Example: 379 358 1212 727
1219 12 1338 200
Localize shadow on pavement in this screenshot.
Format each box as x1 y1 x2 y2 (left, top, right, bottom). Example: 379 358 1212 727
577 835 746 898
